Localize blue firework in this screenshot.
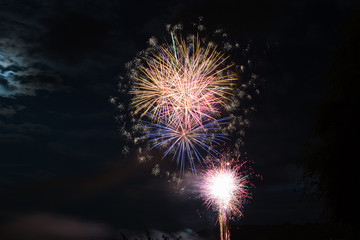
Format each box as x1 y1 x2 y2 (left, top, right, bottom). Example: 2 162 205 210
142 117 228 172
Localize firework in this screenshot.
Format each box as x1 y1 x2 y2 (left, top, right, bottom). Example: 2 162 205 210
200 155 253 240
127 32 237 171
114 22 260 172
130 33 236 128
142 116 229 172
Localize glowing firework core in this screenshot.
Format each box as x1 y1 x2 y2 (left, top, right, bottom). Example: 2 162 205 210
181 129 187 136
201 158 252 219
200 157 255 240
208 170 235 207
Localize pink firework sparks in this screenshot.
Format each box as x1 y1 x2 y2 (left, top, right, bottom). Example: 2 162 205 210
200 154 256 240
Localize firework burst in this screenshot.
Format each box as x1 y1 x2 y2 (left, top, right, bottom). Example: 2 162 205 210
126 31 239 170
143 116 229 172
111 20 262 240
200 154 255 240
112 21 261 172
130 33 236 128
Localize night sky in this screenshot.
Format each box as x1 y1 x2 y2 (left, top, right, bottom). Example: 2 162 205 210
0 0 358 239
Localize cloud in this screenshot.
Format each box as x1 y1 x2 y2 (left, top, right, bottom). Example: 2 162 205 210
0 106 16 116
2 1 143 71
0 67 65 97
46 142 94 158
0 119 50 143
0 119 50 144
0 133 33 143
0 105 25 116
36 11 110 65
1 213 112 240
0 120 51 134
0 9 66 98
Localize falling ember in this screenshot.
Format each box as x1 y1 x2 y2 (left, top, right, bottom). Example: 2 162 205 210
200 154 256 240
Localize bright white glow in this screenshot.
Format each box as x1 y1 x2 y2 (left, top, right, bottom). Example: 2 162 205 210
209 172 235 205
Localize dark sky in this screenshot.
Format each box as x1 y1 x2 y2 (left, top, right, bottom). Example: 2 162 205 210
0 0 358 239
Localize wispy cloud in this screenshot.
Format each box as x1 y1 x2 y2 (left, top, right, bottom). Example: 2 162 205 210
0 11 66 98
0 120 51 134
0 104 25 116
0 66 65 97
0 133 33 143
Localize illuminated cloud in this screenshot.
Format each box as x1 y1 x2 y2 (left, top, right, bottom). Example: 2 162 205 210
0 11 65 98
0 34 65 98
0 66 64 97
